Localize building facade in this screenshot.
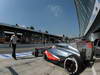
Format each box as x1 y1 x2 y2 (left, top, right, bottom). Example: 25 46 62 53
74 0 100 40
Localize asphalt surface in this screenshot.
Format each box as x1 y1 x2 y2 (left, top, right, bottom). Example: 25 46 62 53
0 56 67 75
0 56 99 75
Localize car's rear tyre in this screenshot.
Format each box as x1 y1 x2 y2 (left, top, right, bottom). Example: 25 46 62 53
64 55 82 75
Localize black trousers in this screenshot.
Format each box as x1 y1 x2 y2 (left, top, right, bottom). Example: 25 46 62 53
12 44 16 59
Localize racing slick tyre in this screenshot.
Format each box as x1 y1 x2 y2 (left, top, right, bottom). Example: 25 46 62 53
43 54 48 60
64 55 82 75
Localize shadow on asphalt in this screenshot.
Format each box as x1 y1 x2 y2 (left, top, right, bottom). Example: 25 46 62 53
6 67 19 75
45 60 93 75
17 56 35 60
48 60 64 68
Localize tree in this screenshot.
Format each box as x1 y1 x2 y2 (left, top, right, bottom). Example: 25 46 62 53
26 26 35 30
26 27 30 29
45 30 48 33
16 24 19 27
30 26 35 30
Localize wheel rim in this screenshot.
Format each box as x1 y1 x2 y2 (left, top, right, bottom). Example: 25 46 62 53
64 57 78 74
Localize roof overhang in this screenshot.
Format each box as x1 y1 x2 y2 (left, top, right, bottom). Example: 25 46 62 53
84 0 100 35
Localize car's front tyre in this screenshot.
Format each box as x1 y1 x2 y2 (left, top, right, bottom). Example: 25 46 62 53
64 55 82 75
43 54 48 60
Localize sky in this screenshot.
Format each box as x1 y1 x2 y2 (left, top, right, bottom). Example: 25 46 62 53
0 0 79 37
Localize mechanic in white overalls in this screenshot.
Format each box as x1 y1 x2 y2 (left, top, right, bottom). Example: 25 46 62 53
10 34 18 60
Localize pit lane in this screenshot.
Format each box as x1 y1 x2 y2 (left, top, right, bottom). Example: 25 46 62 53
0 43 99 75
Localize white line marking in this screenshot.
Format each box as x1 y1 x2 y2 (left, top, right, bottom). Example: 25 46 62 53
0 51 32 59
92 66 97 75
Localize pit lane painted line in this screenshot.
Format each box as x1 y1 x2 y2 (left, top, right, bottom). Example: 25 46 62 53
0 51 32 59
92 66 97 75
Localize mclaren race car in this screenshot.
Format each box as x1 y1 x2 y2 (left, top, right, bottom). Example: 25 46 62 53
43 43 82 75
33 43 94 75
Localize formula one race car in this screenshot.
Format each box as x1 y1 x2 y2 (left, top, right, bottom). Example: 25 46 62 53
33 43 95 75
43 43 82 75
